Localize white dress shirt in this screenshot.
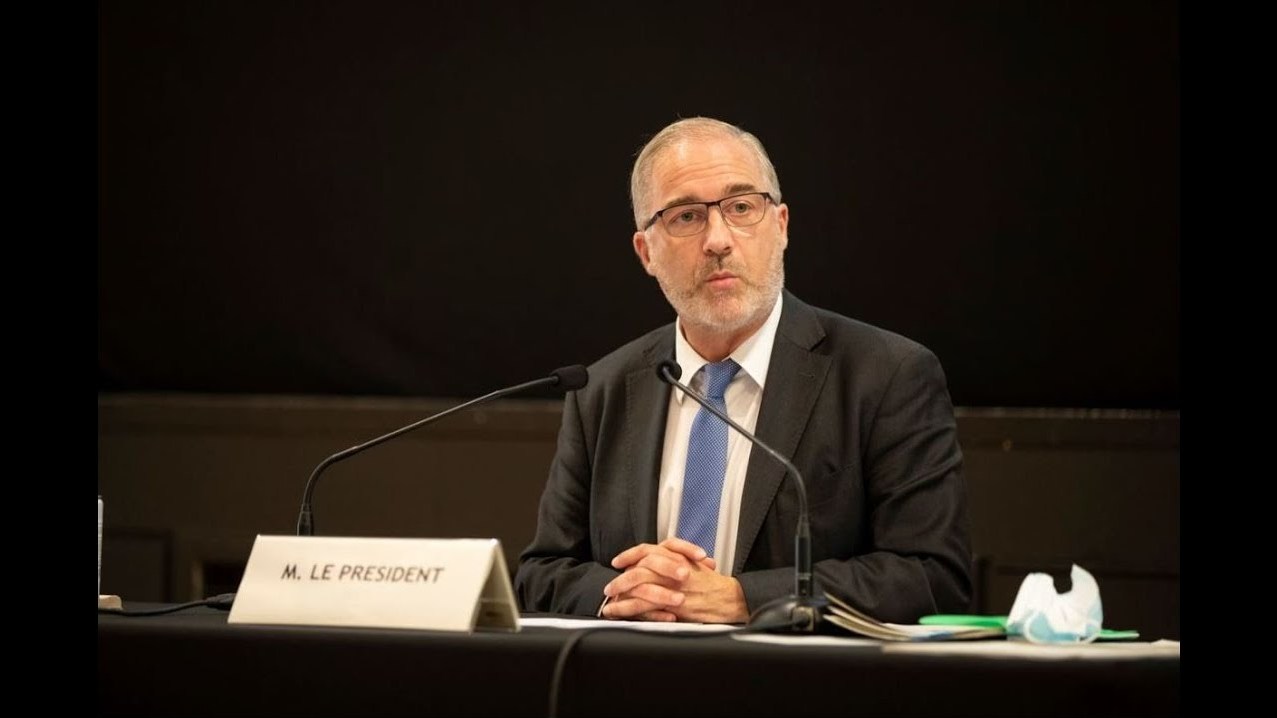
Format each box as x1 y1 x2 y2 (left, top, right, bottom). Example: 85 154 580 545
656 294 783 575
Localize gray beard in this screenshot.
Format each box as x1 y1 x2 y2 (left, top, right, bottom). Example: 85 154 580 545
659 260 785 336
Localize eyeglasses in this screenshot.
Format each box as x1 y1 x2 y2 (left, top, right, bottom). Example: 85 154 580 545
643 192 776 237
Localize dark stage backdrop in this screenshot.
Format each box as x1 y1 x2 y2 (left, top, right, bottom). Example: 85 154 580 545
98 1 1179 408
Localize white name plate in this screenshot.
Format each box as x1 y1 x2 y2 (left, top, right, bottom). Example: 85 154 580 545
227 535 519 632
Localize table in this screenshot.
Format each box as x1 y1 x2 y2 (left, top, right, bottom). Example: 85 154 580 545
98 607 1179 717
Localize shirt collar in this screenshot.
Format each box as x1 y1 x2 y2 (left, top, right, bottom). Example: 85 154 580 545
671 293 784 404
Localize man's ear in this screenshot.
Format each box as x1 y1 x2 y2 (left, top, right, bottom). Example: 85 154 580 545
633 231 656 276
776 203 790 250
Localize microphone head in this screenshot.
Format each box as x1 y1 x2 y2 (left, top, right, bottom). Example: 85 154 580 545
656 359 682 382
550 365 589 391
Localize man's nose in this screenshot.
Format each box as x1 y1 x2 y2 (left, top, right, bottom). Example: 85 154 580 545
702 208 734 255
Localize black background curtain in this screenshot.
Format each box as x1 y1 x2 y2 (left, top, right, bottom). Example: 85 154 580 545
98 1 1179 408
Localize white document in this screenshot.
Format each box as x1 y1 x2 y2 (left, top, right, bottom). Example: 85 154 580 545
519 617 738 633
228 535 519 633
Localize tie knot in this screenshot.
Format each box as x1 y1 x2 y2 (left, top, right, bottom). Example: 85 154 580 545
700 359 740 399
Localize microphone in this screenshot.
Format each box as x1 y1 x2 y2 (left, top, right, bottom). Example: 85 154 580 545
296 365 589 536
656 359 824 633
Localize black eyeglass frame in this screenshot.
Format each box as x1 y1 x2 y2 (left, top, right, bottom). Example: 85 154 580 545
642 191 778 234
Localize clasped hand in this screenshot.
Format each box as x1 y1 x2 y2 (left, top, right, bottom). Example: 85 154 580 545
600 537 748 623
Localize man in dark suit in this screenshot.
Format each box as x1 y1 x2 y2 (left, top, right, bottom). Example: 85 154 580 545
515 117 972 624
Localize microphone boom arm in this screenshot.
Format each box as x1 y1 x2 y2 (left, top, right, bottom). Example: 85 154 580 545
297 369 583 536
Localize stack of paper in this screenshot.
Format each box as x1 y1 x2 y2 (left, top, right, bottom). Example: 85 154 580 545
823 593 1005 641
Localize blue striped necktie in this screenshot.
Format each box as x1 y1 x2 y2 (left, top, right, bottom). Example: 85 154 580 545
676 359 741 557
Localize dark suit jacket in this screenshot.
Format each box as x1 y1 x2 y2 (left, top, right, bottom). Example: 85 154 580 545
514 291 972 623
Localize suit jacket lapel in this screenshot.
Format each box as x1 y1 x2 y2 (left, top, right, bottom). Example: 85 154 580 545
623 333 675 547
733 292 830 574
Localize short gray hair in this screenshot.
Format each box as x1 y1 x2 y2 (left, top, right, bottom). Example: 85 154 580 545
629 117 783 230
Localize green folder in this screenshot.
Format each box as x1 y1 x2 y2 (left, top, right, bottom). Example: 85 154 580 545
919 615 1140 641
